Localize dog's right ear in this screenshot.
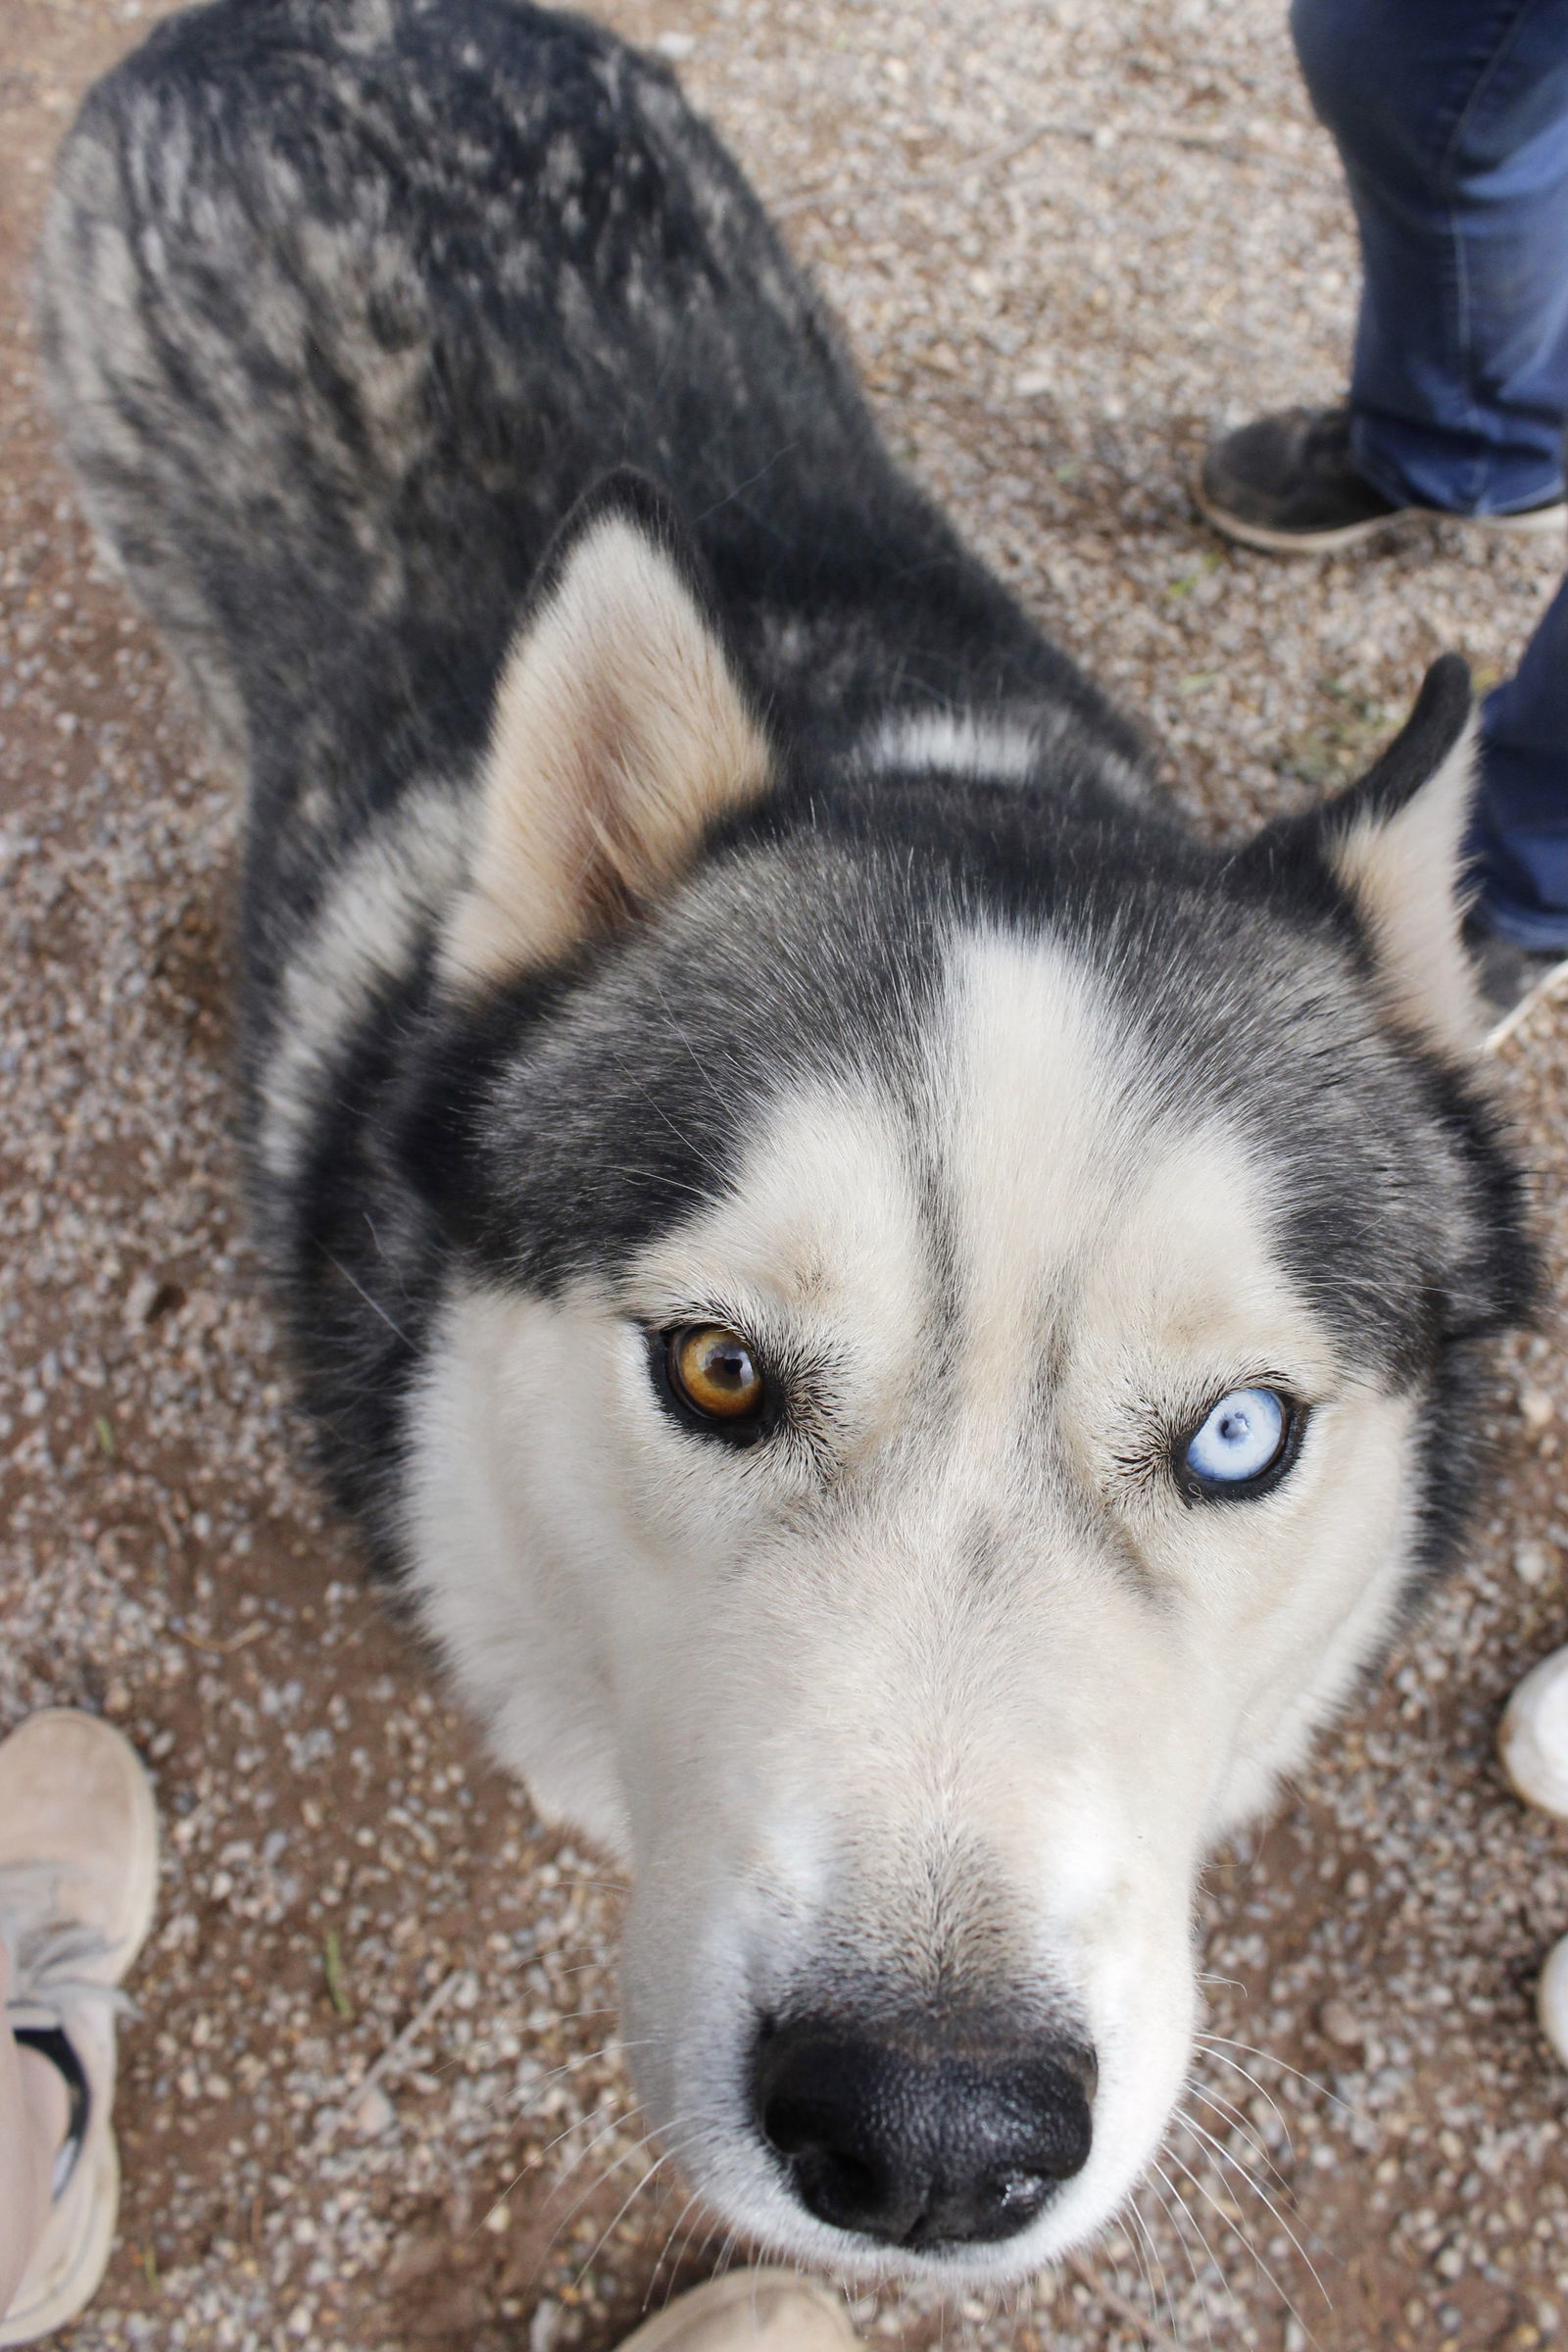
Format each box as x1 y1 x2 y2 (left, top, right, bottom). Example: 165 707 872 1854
438 471 774 992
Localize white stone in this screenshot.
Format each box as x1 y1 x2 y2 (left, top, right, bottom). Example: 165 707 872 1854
1515 1540 1556 1589
1520 1386 1555 1432
1498 1646 1568 1817
1539 1936 1568 2070
350 2083 396 2139
1319 1997 1364 2049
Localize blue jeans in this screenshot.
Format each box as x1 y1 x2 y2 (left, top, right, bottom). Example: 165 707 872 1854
1292 0 1568 944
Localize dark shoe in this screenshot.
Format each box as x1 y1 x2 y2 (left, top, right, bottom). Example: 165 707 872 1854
1198 407 1567 557
1464 911 1568 1043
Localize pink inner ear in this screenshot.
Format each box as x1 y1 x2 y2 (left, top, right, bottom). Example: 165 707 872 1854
1327 712 1483 1056
438 513 773 991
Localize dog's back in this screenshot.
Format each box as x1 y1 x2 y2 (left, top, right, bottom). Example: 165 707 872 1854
39 0 1140 909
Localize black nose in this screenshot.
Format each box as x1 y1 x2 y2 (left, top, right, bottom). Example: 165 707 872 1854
753 2014 1095 2250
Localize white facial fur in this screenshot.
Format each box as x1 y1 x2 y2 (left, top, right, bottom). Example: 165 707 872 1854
402 924 1426 2282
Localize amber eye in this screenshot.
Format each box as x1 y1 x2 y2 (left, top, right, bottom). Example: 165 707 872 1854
666 1324 767 1425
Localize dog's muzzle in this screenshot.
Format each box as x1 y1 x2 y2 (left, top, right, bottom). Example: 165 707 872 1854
751 2011 1096 2250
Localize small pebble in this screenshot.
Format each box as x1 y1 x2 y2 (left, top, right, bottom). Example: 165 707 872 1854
1540 1936 1568 2070
1515 1539 1557 1590
1499 1646 1568 1817
1521 1387 1556 1433
1319 1997 1364 2049
350 2083 395 2139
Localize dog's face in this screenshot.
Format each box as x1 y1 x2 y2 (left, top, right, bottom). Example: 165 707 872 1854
401 488 1527 2280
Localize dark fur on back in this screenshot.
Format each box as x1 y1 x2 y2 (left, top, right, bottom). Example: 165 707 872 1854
38 0 1532 1586
41 0 1144 919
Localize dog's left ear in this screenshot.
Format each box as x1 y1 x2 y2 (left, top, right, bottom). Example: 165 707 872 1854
439 470 774 991
1321 654 1483 1053
1247 655 1484 1054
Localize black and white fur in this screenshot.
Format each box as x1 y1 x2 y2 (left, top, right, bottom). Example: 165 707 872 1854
39 0 1531 2283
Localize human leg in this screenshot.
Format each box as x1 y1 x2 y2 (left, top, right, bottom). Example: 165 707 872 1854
1198 0 1568 550
1190 0 1568 991
1471 565 1568 947
1293 0 1568 517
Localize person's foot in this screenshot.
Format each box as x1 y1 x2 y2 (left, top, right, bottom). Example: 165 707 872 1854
612 2271 860 2352
1465 913 1568 1048
1198 407 1568 556
0 1712 158 2348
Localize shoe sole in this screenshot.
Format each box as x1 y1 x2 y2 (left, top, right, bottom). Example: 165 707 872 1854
1194 478 1567 558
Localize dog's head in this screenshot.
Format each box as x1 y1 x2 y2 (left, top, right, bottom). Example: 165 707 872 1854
399 477 1530 2279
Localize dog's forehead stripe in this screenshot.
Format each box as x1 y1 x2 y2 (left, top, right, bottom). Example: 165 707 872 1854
934 930 1322 1390
937 928 1135 1308
626 924 1318 1411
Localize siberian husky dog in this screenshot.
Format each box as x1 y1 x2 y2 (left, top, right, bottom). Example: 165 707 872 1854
40 0 1531 2284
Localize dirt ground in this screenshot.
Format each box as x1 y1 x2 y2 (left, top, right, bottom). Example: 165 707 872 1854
2 1 1567 2349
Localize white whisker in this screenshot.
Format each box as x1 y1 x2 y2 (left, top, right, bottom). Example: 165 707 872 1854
571 2123 715 2291
1194 2034 1348 2114
1190 2041 1298 2147
1127 2196 1183 2350
1177 2106 1330 2314
1163 2143 1317 2338
1150 2156 1225 2346
647 2183 710 2310
1183 2081 1294 2195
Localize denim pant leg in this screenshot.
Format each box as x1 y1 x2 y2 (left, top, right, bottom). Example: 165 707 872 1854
1471 567 1568 943
1291 0 1568 938
1291 0 1568 515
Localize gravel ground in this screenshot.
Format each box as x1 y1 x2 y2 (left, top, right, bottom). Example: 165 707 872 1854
2 2 1567 2348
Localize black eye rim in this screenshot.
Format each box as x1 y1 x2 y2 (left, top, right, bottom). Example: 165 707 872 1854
1172 1385 1305 1505
650 1322 780 1447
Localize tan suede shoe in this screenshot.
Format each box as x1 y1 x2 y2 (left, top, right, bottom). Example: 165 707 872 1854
612 2271 860 2352
0 1711 159 2347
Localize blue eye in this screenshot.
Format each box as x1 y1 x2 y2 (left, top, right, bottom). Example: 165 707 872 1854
1182 1387 1292 1494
